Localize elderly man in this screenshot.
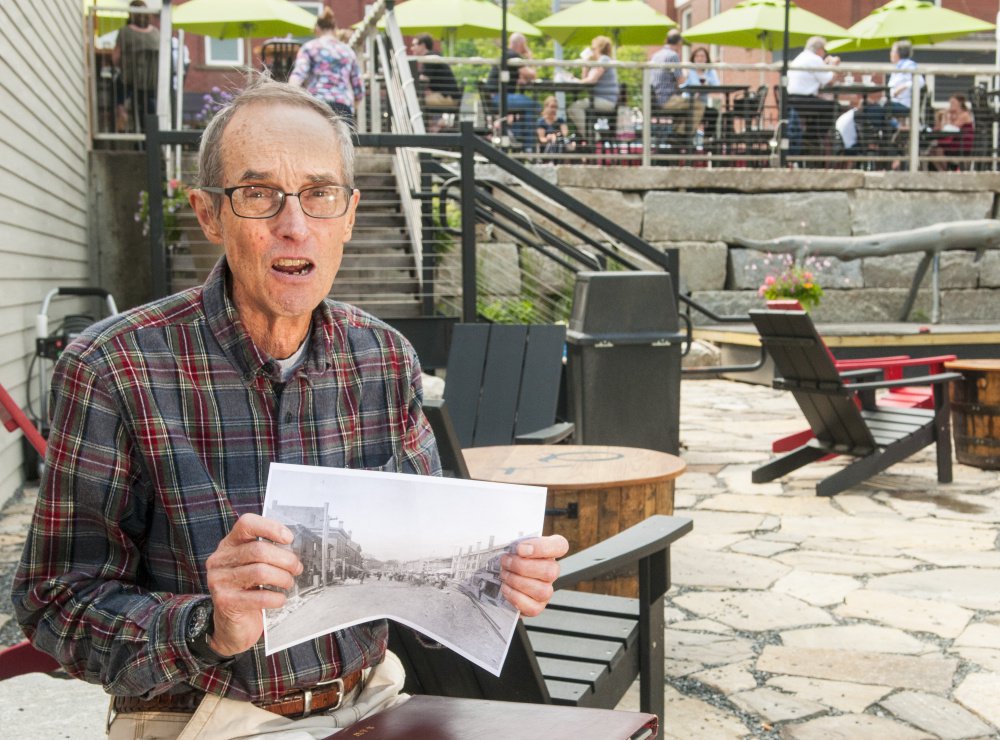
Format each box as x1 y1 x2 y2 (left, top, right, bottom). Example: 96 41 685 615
486 32 540 151
786 36 841 158
11 79 567 739
650 30 701 144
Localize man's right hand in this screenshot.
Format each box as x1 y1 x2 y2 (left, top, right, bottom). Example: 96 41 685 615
204 513 303 657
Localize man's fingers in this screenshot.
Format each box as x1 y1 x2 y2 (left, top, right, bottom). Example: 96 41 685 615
209 562 299 595
515 534 569 560
227 513 294 546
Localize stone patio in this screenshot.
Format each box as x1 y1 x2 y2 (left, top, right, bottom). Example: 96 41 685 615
1 378 999 738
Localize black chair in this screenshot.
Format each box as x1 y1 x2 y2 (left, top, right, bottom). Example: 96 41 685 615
720 85 772 163
260 40 302 83
443 323 573 448
750 309 960 497
968 85 994 171
394 399 692 726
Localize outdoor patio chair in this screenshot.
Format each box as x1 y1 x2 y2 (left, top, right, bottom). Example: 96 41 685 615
443 323 573 449
750 309 960 497
761 302 957 455
260 40 302 83
393 399 692 726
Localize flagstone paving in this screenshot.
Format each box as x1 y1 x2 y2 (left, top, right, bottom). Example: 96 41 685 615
1 378 999 738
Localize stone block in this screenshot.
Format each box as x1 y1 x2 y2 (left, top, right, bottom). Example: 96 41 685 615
650 241 728 292
850 190 994 236
475 162 557 186
729 249 862 291
862 251 980 290
808 288 934 324
979 251 1000 288
863 170 1000 192
557 166 863 192
643 191 852 242
477 242 520 298
940 288 1000 322
688 290 761 324
562 186 644 237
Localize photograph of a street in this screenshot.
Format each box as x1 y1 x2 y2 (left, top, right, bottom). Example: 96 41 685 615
261 463 546 674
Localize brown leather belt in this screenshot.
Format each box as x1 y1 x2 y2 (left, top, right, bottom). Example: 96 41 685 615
112 669 364 718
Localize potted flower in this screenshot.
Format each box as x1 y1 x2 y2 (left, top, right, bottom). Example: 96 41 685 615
757 256 825 312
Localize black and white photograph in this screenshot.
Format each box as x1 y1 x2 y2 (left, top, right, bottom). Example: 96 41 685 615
261 463 546 675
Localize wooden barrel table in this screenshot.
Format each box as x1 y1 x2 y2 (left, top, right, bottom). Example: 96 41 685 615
463 445 686 597
945 359 1000 469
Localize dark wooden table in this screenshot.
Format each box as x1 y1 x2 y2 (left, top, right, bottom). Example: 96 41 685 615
463 444 686 597
827 83 888 104
690 83 750 111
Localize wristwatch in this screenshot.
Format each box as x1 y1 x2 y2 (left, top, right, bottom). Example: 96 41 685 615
186 601 227 662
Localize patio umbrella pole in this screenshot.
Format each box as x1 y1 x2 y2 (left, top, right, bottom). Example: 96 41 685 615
778 0 790 168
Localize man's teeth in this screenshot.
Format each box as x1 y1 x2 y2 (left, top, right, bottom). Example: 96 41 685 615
274 259 310 275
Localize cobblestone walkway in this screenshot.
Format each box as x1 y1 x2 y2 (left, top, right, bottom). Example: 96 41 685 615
1 378 999 738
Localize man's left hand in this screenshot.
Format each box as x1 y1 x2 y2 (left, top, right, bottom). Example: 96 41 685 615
499 534 569 617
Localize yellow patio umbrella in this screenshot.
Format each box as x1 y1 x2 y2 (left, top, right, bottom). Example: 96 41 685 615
535 0 677 48
827 0 995 53
682 0 850 52
378 0 541 55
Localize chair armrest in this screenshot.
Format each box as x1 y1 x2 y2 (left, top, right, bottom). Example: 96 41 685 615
515 421 574 445
846 371 963 392
553 515 692 591
840 367 884 382
837 354 957 374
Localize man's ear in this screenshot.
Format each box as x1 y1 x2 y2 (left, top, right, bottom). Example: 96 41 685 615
189 189 224 245
342 189 361 243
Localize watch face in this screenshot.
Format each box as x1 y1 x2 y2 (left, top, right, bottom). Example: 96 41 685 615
187 603 211 641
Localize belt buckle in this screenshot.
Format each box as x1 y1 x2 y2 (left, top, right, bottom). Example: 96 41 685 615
302 676 344 718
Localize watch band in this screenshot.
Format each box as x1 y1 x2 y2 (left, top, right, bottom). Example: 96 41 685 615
186 601 229 662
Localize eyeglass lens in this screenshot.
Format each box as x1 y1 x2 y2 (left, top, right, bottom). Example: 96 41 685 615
230 185 350 218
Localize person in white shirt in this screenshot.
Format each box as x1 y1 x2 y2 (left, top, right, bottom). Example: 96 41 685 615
786 36 841 158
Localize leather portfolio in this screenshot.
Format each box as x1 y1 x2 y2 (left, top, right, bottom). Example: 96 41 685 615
331 695 658 739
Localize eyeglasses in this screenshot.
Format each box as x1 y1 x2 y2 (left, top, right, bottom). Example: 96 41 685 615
201 184 353 219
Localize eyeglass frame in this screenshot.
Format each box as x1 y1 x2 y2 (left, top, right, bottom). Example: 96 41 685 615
199 184 355 220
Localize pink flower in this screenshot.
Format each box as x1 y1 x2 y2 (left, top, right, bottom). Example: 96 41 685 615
765 275 776 285
168 179 180 190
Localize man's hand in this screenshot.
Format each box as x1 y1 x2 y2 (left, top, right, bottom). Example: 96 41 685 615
499 534 569 617
204 514 303 656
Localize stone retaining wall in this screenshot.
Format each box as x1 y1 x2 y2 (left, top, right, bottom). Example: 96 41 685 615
471 166 1000 324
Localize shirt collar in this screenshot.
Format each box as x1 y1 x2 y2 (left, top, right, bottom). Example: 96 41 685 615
202 256 338 381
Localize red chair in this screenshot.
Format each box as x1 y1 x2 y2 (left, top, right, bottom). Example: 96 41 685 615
0 382 60 679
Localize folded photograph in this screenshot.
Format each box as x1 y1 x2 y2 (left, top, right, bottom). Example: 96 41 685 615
261 463 546 675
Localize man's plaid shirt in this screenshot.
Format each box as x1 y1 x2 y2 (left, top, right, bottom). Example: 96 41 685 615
11 258 441 702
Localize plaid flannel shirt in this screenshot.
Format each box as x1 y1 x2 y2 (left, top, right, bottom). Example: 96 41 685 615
11 258 440 702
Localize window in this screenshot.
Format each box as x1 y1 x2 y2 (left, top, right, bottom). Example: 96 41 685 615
292 2 323 43
682 8 692 32
711 0 722 16
204 37 243 67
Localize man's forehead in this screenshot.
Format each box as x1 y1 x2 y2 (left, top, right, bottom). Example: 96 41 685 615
220 102 345 179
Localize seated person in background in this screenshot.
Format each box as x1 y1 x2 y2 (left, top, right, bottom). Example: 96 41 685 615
680 46 719 139
410 33 461 132
835 93 863 158
927 93 975 170
536 95 574 154
786 36 841 156
650 30 701 143
486 32 540 151
567 36 619 139
885 39 923 125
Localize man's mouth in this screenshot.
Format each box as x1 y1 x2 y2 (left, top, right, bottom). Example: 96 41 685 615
273 258 313 276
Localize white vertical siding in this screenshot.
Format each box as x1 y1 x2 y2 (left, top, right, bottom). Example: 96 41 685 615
0 0 90 506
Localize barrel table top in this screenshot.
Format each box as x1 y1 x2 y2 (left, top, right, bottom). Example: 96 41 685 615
462 445 686 491
945 359 1000 372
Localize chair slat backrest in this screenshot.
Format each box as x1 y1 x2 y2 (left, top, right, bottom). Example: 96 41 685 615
443 324 566 448
750 310 877 452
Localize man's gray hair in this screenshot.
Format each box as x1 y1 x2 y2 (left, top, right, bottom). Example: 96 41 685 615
805 36 826 54
894 39 913 58
197 76 356 214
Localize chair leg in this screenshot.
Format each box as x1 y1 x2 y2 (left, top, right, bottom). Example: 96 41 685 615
816 430 931 497
753 445 827 483
934 393 954 484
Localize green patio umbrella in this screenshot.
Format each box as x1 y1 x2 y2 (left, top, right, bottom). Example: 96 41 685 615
84 0 157 37
827 0 995 53
535 0 676 48
172 0 317 40
682 0 850 52
382 0 541 52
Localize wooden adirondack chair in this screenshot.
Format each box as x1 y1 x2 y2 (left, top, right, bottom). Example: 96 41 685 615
443 324 573 448
750 310 960 497
403 398 692 725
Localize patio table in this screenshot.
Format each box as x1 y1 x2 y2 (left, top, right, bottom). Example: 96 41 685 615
463 444 685 597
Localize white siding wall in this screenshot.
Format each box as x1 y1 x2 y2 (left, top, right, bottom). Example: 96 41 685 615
0 0 90 506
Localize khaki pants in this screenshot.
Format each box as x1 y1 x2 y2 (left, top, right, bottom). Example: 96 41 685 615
663 96 706 138
107 651 407 740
